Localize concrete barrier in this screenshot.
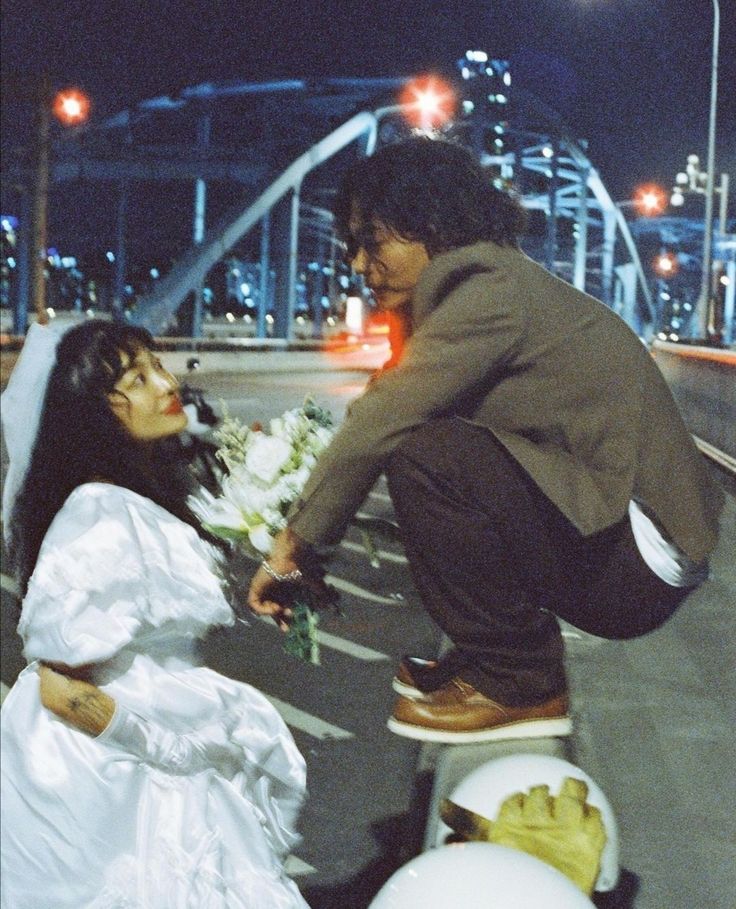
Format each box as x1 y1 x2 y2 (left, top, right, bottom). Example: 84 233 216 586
651 340 736 470
0 334 390 385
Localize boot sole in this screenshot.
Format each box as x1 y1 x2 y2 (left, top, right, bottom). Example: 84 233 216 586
392 678 425 698
387 714 572 744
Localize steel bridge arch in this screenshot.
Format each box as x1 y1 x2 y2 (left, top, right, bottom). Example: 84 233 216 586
123 79 653 337
4 72 655 337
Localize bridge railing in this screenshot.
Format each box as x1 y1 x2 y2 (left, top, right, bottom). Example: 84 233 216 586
651 339 736 472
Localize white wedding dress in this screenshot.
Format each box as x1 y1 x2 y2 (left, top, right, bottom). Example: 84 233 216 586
0 483 310 909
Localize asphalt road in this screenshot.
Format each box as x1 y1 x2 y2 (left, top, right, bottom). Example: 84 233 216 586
2 351 735 908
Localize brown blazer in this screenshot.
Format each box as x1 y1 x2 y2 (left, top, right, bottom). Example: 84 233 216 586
289 242 723 562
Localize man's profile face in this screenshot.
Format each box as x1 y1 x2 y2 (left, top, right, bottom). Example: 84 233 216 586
346 208 430 312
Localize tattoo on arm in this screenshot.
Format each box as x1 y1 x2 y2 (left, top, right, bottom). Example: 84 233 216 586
66 688 115 737
39 665 115 736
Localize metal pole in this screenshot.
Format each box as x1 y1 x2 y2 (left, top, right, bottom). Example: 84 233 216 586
30 74 51 325
544 142 559 273
285 184 301 341
708 171 730 338
601 209 617 310
573 166 589 291
717 172 729 237
258 212 270 339
13 190 31 334
191 112 210 339
311 237 326 339
112 180 128 322
697 0 720 338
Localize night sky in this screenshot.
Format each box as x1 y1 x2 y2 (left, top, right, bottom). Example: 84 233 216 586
1 0 734 259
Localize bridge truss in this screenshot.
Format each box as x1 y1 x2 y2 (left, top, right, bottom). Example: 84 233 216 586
3 57 657 338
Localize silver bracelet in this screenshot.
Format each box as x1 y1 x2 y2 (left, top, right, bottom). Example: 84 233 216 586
261 560 303 583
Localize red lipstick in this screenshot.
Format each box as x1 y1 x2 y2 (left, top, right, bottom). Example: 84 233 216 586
163 396 184 415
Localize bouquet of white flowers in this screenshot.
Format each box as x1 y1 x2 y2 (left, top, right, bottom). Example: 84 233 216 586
188 398 335 664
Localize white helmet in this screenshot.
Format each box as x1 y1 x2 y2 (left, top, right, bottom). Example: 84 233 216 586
434 753 619 892
368 842 595 908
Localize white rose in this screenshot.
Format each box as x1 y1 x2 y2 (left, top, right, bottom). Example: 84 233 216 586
204 496 252 534
288 464 312 492
315 426 334 447
244 433 293 485
248 523 274 555
223 472 271 516
263 509 288 532
304 426 333 455
269 417 286 439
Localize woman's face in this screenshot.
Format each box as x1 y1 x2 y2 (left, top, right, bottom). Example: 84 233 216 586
108 347 187 441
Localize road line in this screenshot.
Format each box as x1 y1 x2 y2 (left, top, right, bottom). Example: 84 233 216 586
340 540 408 565
367 491 392 503
264 694 354 741
284 856 317 877
1 573 20 597
258 617 389 662
325 574 404 605
314 629 389 662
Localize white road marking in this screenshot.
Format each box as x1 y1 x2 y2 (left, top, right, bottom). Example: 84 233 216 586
1 573 20 597
313 629 389 662
284 855 317 877
367 491 392 503
340 540 408 565
264 694 354 741
324 574 403 605
257 616 388 662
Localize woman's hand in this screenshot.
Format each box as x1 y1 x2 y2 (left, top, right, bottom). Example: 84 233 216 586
98 707 243 776
39 664 242 776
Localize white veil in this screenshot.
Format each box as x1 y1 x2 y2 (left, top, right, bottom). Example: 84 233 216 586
1 322 69 538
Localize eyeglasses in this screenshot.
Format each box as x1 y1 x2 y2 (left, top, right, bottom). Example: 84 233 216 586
338 224 385 263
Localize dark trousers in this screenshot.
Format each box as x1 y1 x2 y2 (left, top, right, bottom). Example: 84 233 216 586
386 418 692 706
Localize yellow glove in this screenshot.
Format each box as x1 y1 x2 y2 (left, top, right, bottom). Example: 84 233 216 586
440 777 607 896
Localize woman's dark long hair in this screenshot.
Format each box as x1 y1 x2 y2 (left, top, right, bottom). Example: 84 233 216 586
334 136 527 255
8 319 205 594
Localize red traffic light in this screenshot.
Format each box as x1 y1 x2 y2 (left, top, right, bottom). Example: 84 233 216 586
52 88 92 126
398 75 456 129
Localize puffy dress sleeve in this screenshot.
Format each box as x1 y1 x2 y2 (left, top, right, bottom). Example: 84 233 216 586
19 484 234 666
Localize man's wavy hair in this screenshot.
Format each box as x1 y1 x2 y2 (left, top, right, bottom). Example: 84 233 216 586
8 319 203 593
334 136 526 254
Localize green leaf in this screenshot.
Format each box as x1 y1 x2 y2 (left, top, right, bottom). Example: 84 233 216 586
284 601 321 665
202 523 251 543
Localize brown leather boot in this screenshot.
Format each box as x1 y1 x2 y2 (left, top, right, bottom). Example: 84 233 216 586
392 656 439 697
392 651 468 698
388 677 571 743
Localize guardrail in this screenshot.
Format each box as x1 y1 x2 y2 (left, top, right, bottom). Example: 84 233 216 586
651 340 736 474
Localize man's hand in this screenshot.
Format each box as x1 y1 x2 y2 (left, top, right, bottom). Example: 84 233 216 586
247 561 294 631
247 527 325 631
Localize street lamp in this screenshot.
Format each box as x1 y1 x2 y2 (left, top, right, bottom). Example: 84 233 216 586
575 0 721 340
52 87 92 127
27 82 92 328
397 75 457 131
366 77 457 156
631 183 667 217
653 251 679 278
696 0 720 339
